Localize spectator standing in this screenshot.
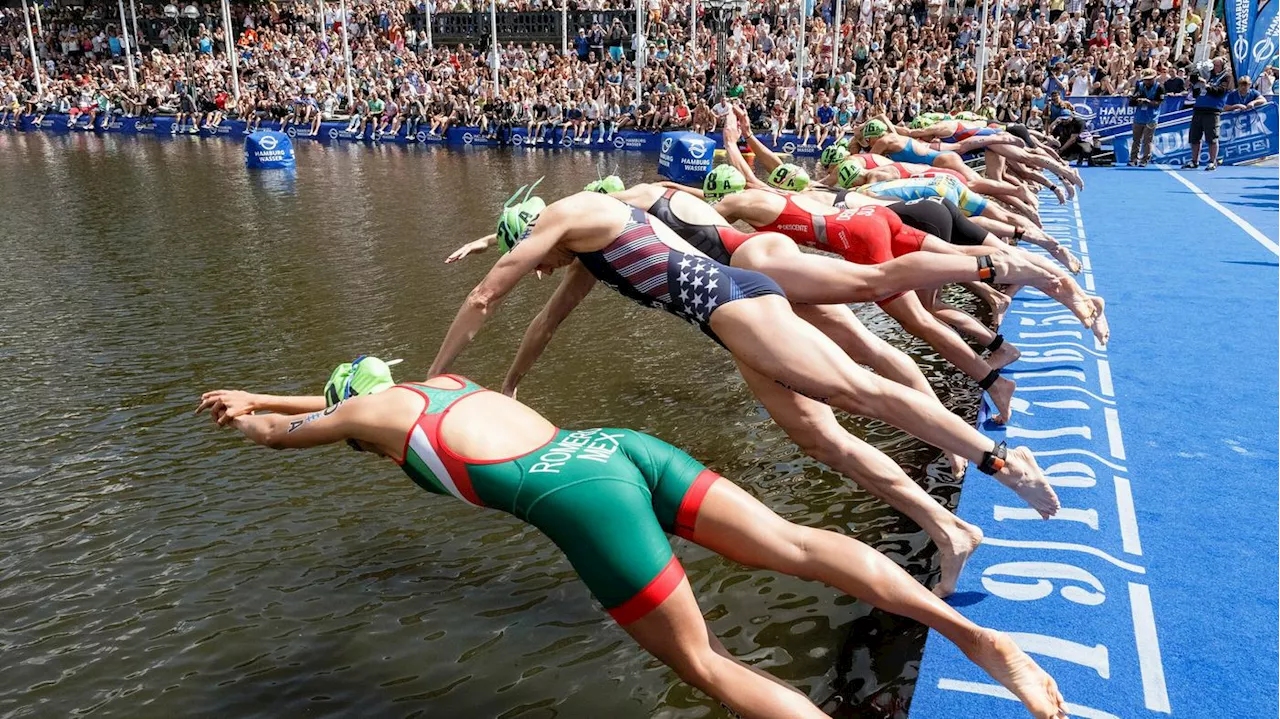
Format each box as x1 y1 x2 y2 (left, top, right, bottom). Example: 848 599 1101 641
1128 66 1163 165
1186 56 1231 170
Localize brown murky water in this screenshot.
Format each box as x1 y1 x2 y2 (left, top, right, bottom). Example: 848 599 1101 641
0 131 982 719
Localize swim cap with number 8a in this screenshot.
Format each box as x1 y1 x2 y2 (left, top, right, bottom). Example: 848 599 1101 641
767 163 811 192
584 175 626 193
820 144 850 167
861 120 889 140
836 159 863 189
496 197 547 253
323 356 401 407
702 165 746 200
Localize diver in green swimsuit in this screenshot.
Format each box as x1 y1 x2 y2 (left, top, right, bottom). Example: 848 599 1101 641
197 356 1068 719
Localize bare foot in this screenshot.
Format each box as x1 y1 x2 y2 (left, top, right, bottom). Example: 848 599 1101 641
988 291 1011 327
948 452 969 480
987 375 1015 424
1050 245 1082 274
1090 296 1109 346
934 522 984 598
965 629 1069 719
989 341 1022 370
1062 181 1076 200
1050 185 1066 204
994 446 1060 518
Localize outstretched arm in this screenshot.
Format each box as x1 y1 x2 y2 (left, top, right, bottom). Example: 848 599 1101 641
211 395 377 450
502 260 597 396
429 207 566 376
734 104 785 171
196 390 327 424
721 109 768 189
445 233 496 263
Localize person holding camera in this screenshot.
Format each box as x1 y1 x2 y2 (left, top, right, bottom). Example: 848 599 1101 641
1128 67 1165 166
1186 57 1232 171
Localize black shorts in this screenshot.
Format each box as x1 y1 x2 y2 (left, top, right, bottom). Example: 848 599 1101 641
889 197 989 246
1189 109 1220 143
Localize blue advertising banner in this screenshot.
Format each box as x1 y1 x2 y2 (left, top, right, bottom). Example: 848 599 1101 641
1067 95 1192 139
1112 102 1278 165
1223 0 1254 81
244 130 296 169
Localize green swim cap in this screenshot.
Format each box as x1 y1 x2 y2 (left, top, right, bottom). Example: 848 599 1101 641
909 114 939 129
585 175 626 194
955 111 983 122
767 163 811 192
861 120 889 141
323 355 401 407
836 159 863 189
819 144 850 167
835 137 853 150
496 196 546 253
702 165 746 201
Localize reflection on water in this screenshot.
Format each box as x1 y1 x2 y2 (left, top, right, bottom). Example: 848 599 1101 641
0 131 982 718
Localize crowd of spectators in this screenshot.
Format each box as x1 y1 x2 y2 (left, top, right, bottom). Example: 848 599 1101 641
1 0 1265 141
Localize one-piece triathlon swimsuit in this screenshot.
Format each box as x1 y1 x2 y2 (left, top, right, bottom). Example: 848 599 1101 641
392 375 723 625
753 193 927 265
574 205 784 343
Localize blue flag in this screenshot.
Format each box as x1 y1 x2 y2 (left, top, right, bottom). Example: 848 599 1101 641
1249 0 1280 79
1225 0 1255 79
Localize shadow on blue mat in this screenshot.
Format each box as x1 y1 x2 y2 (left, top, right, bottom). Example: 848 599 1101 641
1223 259 1280 267
944 592 987 608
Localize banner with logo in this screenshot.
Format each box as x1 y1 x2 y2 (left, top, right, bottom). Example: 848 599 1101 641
1067 95 1193 139
657 131 717 185
1225 0 1258 80
1112 102 1278 165
1249 0 1280 79
244 130 295 169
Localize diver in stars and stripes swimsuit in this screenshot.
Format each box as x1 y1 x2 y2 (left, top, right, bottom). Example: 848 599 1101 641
575 206 785 343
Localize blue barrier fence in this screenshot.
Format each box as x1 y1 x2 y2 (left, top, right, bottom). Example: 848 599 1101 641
15 96 1278 164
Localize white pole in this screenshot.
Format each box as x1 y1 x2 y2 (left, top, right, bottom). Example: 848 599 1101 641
993 0 1003 48
339 0 354 101
635 0 644 108
34 2 43 36
317 0 325 32
794 0 806 128
222 0 239 100
832 0 841 76
689 0 695 50
426 0 434 50
490 0 499 93
975 0 989 106
1195 0 1214 63
129 0 141 54
118 0 136 87
561 2 567 56
21 0 42 96
1174 0 1190 60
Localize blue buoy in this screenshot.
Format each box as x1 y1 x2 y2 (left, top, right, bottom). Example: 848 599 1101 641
657 131 717 186
245 131 296 169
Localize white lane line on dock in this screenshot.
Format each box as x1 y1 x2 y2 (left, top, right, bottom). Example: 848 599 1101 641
1161 168 1279 256
1114 476 1143 556
1097 359 1114 397
1104 407 1127 460
1129 583 1172 713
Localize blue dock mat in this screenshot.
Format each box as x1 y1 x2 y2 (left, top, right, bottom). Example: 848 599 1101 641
911 166 1279 719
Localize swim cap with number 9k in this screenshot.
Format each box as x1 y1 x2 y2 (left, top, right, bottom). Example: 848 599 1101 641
767 163 811 192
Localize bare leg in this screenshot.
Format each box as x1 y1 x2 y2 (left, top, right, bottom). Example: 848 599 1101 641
790 303 970 478
960 280 1011 327
684 479 1069 718
989 143 1082 189
736 363 982 593
731 233 1051 303
712 298 1059 517
624 576 828 718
